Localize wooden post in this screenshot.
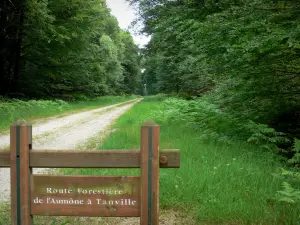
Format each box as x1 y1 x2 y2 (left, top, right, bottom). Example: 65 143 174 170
10 120 33 225
28 123 32 150
140 121 160 225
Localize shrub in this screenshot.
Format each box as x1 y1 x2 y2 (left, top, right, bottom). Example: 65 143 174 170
275 139 300 203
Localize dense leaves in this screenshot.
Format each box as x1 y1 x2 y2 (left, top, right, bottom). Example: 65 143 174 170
129 0 300 202
1 0 142 98
129 0 300 125
0 0 25 96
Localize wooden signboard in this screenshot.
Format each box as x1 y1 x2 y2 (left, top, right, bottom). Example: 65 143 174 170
31 175 140 217
0 120 180 225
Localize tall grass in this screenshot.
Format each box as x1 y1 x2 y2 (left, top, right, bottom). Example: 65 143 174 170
0 95 138 133
61 97 300 224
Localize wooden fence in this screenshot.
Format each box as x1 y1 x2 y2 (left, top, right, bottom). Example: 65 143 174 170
0 120 180 225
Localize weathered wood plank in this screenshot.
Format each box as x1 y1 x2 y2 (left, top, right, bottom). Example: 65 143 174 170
0 149 180 168
31 175 140 217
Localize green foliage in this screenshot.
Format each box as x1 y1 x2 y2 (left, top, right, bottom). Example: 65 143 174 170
287 138 300 165
0 201 10 225
51 218 71 225
142 94 169 102
146 97 241 144
70 93 89 101
147 96 293 153
60 99 300 224
275 139 300 204
130 0 300 123
1 0 141 98
246 121 290 151
0 99 70 125
276 181 300 203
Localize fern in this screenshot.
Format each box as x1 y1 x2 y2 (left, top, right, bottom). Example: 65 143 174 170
275 139 300 203
287 139 300 165
276 182 300 203
246 121 290 151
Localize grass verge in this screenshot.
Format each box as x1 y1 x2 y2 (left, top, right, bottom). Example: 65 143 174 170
1 96 299 224
0 95 138 133
59 97 300 224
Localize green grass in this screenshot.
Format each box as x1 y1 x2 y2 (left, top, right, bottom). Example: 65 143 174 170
0 95 138 133
0 201 10 225
1 96 298 224
60 98 300 225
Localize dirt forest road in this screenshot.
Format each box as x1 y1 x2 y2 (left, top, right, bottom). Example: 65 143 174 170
0 98 194 225
0 98 142 201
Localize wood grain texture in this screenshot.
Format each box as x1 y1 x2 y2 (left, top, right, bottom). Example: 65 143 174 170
0 149 180 168
31 175 140 217
151 125 160 225
3 120 181 223
140 121 160 225
28 123 32 149
10 120 32 225
0 150 10 167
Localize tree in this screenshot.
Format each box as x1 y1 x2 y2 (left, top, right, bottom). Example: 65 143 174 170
1 0 142 98
129 0 300 123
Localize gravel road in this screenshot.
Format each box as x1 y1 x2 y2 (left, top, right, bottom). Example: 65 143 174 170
0 98 142 201
0 98 194 224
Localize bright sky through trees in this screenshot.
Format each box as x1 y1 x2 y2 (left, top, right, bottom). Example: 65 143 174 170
106 0 150 47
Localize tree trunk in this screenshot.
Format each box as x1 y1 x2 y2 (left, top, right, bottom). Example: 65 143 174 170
11 0 25 93
0 1 7 95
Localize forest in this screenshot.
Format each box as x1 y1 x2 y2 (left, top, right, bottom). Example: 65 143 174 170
1 0 300 224
1 0 141 99
127 0 300 158
130 0 300 132
1 0 299 129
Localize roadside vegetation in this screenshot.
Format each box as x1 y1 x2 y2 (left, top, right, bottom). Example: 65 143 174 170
1 0 299 224
1 96 299 224
59 96 300 224
0 95 138 133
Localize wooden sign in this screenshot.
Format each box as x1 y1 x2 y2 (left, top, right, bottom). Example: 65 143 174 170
0 119 181 225
31 175 140 217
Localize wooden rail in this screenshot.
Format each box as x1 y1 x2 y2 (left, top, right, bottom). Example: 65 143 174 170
0 149 180 168
2 119 180 225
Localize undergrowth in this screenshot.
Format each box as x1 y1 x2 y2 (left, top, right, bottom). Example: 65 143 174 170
275 139 300 204
59 96 300 224
1 95 298 224
151 97 291 152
